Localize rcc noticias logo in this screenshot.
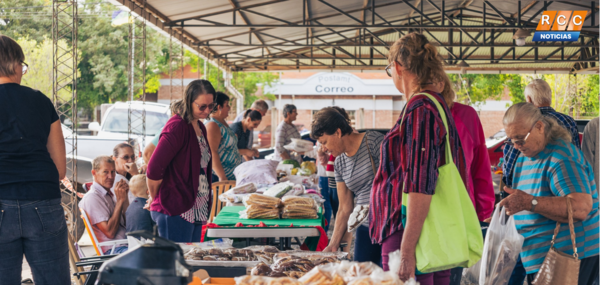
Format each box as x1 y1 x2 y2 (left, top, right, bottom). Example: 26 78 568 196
533 11 587 42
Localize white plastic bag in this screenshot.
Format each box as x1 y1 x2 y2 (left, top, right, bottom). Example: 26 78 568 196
234 159 279 185
461 207 524 285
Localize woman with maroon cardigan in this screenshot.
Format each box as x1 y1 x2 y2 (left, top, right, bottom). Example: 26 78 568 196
146 80 216 242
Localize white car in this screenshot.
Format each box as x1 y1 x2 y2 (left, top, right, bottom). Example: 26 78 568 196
88 101 171 153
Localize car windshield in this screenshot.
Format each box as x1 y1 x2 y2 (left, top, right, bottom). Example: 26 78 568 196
102 109 169 135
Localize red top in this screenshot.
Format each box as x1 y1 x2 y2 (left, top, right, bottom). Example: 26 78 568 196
451 103 495 221
147 115 212 216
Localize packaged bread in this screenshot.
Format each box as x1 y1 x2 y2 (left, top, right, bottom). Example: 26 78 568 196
243 194 282 208
298 266 345 285
281 211 318 219
235 275 302 285
251 262 273 276
240 205 280 219
345 262 379 280
232 183 258 194
281 196 317 208
263 182 294 198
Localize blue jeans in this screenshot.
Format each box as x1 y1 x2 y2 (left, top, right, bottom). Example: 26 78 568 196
354 225 382 266
319 177 339 233
0 199 70 285
150 211 203 242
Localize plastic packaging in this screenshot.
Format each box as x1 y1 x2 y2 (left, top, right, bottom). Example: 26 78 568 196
299 193 326 205
219 189 251 204
232 183 258 194
243 194 282 208
298 265 345 285
345 262 379 281
282 184 305 197
240 205 280 219
282 196 317 208
235 275 303 285
461 207 524 285
347 205 369 232
273 251 348 264
234 159 280 185
263 182 295 198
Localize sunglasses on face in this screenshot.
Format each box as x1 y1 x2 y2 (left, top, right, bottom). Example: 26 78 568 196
119 155 134 161
195 102 216 112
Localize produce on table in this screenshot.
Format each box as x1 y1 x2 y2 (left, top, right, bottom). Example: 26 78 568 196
282 159 301 169
300 161 317 175
263 182 295 198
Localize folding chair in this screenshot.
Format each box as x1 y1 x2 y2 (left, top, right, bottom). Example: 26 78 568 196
208 181 236 222
79 208 128 256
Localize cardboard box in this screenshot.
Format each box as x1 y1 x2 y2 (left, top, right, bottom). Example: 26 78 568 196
194 269 236 285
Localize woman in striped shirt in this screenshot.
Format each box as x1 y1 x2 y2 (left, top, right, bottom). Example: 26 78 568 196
370 33 468 284
206 92 242 181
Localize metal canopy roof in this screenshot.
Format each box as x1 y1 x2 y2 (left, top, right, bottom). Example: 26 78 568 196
111 0 599 74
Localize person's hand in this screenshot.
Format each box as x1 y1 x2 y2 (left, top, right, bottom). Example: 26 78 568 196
322 243 339 253
124 162 139 175
218 175 227 182
252 149 259 157
114 180 129 202
143 196 153 210
139 164 147 174
498 186 533 215
398 250 416 282
483 216 492 223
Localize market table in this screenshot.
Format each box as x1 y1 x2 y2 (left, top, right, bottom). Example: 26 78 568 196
204 206 327 250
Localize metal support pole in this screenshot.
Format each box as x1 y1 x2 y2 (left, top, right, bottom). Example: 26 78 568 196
127 0 147 147
372 95 376 128
52 0 78 242
169 30 173 101
181 34 184 98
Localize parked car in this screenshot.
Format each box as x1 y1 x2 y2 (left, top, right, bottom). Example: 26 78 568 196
253 125 272 148
88 101 171 157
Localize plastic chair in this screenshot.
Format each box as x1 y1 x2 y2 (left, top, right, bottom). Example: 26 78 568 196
208 181 236 222
79 208 128 256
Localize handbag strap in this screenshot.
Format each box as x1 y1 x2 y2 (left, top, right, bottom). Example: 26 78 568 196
364 134 377 175
551 196 579 259
397 92 453 166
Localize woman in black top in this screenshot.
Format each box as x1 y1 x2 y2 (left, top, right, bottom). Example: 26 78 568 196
230 109 262 161
0 35 69 284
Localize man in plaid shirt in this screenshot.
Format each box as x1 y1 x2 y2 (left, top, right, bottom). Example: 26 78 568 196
502 79 581 190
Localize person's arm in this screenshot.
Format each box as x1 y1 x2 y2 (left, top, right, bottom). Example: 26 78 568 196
206 122 227 181
323 181 354 252
47 120 66 180
398 192 432 280
146 119 186 198
143 142 156 166
582 121 596 166
95 180 129 238
500 187 592 223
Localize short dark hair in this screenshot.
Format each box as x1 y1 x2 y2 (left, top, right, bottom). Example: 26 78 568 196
311 107 353 140
113 143 134 158
244 109 262 121
181 79 216 123
283 104 296 119
214 92 230 111
0 35 24 77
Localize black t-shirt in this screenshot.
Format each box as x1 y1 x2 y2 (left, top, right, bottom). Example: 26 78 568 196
230 121 250 150
0 83 61 200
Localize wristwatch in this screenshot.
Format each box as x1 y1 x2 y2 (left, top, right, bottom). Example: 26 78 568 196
531 197 538 212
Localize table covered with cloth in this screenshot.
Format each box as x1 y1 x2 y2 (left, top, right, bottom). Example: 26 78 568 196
201 206 328 251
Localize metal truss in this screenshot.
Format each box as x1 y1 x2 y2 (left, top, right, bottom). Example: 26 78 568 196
127 0 146 147
52 0 78 241
113 0 599 73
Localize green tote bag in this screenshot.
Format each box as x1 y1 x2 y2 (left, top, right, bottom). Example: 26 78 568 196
400 92 483 273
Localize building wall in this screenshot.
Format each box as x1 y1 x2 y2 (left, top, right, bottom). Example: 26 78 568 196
479 111 507 138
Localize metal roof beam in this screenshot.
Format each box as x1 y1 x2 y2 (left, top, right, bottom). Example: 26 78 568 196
484 1 514 24
167 0 288 23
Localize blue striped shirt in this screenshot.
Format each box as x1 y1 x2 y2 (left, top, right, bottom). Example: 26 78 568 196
512 139 598 274
503 107 581 187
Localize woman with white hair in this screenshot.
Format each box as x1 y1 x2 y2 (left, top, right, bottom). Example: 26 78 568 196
500 102 598 285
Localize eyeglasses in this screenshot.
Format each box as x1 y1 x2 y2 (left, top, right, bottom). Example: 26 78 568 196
119 155 134 161
195 102 216 112
385 61 401 77
505 123 536 147
22 62 28 75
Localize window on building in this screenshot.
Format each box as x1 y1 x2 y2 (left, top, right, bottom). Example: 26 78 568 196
311 109 356 128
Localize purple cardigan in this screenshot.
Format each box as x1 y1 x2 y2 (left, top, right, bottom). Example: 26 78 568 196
147 115 212 216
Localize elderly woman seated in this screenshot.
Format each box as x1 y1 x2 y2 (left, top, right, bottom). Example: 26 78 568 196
500 102 599 285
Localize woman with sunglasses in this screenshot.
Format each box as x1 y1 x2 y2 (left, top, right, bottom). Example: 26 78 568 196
205 92 242 182
146 79 215 242
0 35 70 284
500 102 598 285
370 32 468 285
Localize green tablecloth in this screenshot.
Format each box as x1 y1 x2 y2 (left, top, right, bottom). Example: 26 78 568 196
212 206 324 227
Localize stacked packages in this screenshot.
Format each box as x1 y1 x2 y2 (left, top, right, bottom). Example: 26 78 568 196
240 194 282 219
281 196 318 219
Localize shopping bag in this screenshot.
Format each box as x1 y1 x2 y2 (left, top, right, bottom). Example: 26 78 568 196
461 206 523 285
400 92 483 273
